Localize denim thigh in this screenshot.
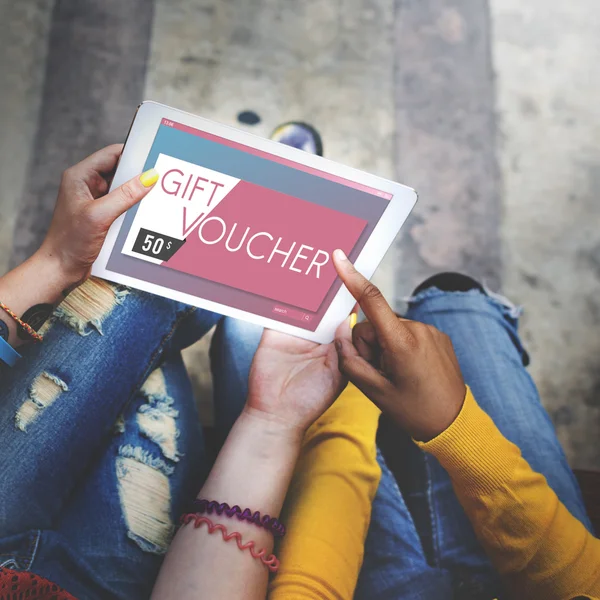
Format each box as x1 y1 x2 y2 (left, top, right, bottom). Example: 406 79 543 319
356 449 454 600
0 352 208 600
0 279 221 598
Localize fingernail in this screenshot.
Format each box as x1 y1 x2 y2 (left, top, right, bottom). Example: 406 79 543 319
349 313 357 329
334 339 342 352
140 168 159 187
333 249 347 262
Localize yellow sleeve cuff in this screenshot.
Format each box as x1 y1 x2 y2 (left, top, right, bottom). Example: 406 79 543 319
415 386 522 495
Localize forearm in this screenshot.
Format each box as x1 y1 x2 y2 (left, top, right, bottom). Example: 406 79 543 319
152 408 302 600
419 388 600 599
0 250 78 347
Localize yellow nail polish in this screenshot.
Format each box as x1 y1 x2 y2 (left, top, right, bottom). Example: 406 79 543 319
140 168 159 187
349 313 357 329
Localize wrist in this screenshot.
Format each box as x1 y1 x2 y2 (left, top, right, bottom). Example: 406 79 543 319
406 387 466 442
33 246 85 291
199 407 302 519
239 406 305 450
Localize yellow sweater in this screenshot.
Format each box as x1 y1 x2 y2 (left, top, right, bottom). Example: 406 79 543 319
269 383 381 599
269 385 600 600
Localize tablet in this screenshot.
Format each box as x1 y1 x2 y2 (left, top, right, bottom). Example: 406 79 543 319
92 101 417 343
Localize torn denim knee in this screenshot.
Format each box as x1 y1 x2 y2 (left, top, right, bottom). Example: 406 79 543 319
404 285 523 320
42 277 129 337
15 371 69 432
113 367 184 555
137 368 181 463
116 444 174 554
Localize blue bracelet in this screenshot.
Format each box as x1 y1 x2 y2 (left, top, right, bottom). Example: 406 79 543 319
0 336 21 367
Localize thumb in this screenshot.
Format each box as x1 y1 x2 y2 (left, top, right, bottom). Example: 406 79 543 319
334 317 394 409
92 168 159 225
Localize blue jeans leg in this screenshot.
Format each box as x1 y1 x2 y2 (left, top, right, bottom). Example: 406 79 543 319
210 317 264 444
0 279 221 597
355 449 453 600
396 288 592 593
29 353 206 600
0 281 211 536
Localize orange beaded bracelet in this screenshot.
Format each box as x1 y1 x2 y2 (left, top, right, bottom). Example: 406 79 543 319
0 302 44 342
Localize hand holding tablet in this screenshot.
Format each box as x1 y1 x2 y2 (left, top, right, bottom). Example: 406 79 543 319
93 101 417 342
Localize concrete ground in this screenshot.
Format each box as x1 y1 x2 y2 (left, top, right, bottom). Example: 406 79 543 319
0 0 599 468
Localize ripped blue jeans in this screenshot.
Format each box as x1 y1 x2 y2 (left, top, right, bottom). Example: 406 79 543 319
0 278 245 599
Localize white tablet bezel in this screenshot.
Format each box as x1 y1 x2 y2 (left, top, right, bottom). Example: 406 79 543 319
92 101 417 343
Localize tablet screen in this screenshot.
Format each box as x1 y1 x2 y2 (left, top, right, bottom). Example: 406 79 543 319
106 118 392 331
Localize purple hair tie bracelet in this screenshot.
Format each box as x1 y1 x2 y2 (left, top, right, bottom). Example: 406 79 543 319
191 498 286 537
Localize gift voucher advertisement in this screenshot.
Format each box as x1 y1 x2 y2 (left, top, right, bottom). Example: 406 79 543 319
106 119 393 331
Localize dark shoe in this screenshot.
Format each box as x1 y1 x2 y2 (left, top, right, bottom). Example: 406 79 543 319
269 121 323 156
411 272 485 297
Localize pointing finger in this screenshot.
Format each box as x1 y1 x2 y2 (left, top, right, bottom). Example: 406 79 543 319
333 249 399 346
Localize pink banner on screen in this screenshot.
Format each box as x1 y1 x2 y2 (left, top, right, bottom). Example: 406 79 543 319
163 180 367 311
